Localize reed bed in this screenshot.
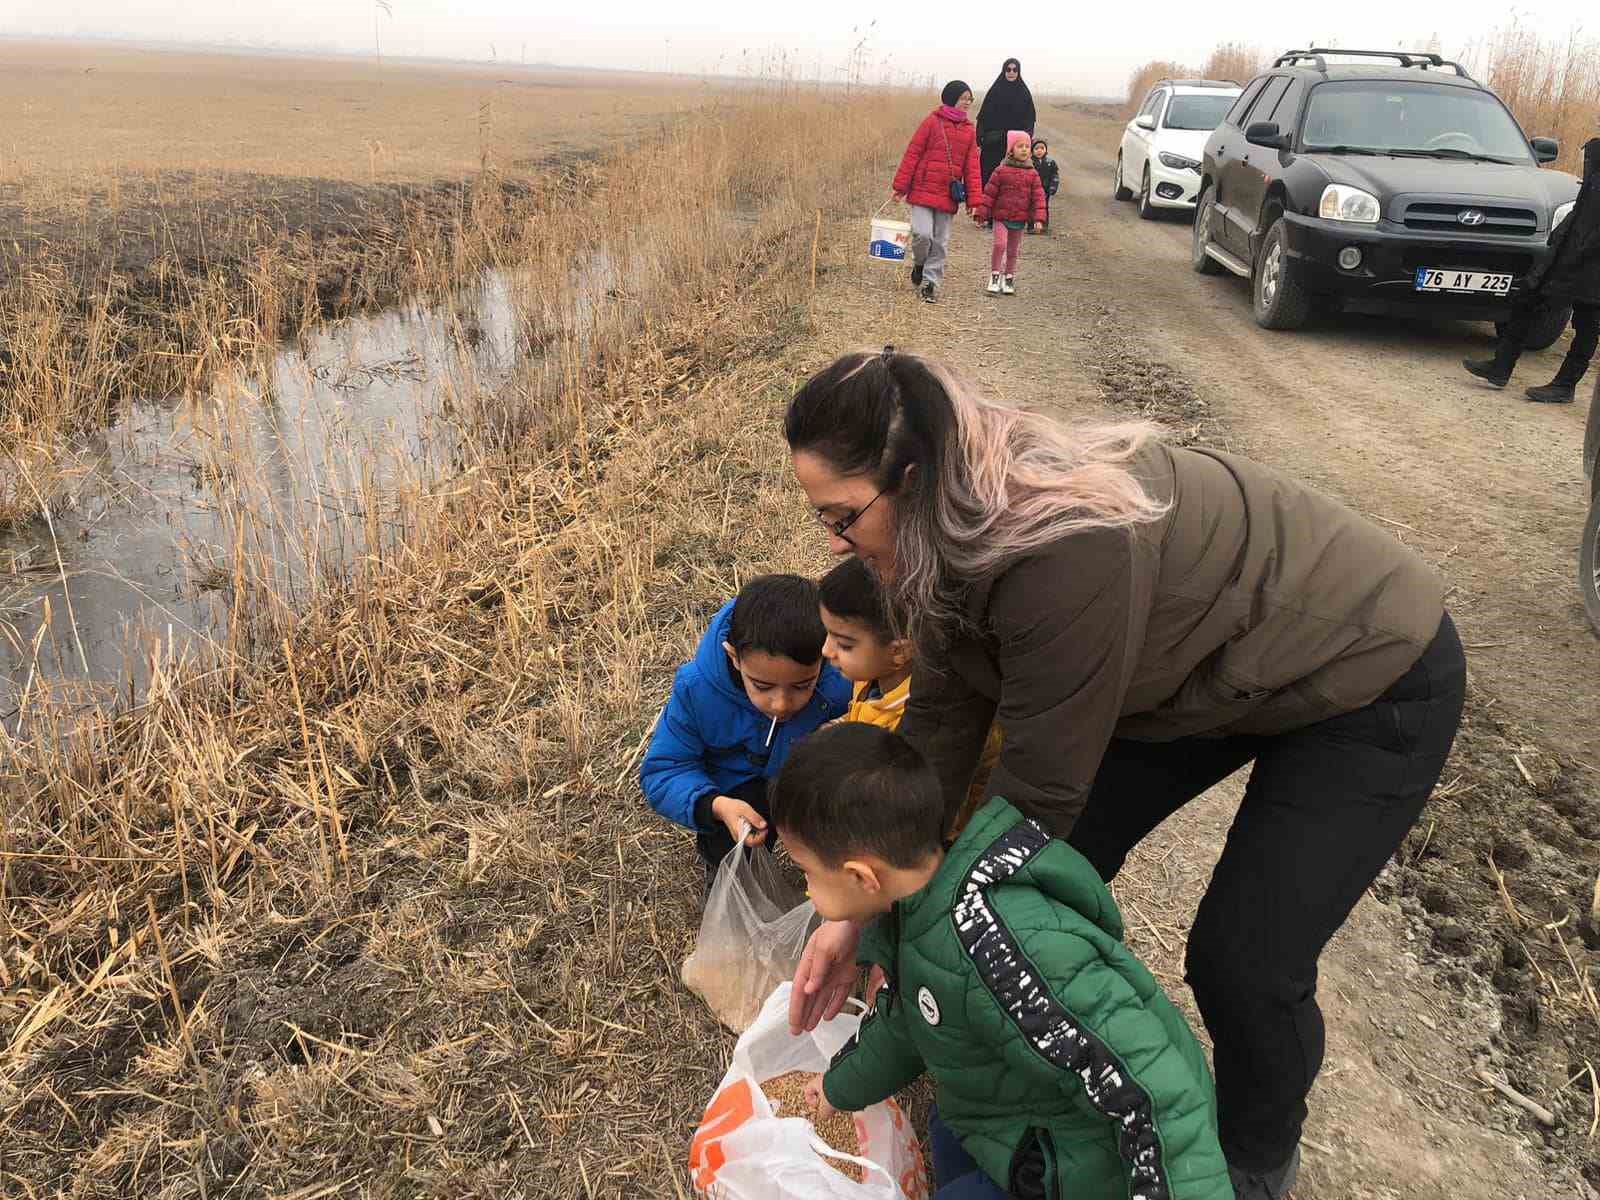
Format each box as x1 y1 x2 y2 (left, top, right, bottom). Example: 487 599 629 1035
1478 25 1600 174
0 83 923 1196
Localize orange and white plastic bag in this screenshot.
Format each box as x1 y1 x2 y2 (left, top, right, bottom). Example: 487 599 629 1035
688 982 928 1200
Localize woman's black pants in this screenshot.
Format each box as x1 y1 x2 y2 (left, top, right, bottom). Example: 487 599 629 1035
1067 614 1466 1172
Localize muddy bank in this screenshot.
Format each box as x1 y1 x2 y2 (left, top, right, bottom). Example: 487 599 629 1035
0 152 595 430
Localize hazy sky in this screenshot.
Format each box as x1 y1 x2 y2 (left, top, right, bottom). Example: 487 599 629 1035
6 1 1593 95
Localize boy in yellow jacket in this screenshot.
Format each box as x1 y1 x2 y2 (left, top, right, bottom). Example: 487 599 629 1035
818 558 1000 833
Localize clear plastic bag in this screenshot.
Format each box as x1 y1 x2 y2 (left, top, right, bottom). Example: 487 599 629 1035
682 833 818 1032
688 983 928 1199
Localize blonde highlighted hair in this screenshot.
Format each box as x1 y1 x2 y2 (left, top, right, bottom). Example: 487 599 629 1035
785 348 1166 644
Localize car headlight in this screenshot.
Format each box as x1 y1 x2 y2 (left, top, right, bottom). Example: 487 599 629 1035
1158 152 1201 172
1319 184 1381 224
1553 200 1576 228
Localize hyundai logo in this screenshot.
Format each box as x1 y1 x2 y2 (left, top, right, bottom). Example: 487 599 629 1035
1458 209 1487 227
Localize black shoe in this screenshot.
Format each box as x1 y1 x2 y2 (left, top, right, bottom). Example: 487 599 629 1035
910 263 923 287
919 281 937 304
1526 382 1577 403
1463 358 1511 388
1228 1147 1300 1200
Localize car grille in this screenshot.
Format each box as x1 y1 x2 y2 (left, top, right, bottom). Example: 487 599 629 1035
1400 247 1534 275
1399 201 1538 236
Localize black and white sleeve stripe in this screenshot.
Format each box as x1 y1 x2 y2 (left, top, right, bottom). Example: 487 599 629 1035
952 820 1173 1200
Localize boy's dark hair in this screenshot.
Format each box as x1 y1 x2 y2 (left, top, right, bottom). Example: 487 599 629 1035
818 557 900 644
771 724 943 868
728 574 827 664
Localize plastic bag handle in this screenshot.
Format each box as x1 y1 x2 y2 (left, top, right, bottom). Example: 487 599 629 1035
803 1128 896 1188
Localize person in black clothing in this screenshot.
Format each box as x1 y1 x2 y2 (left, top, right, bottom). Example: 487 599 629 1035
1465 136 1600 403
975 57 1036 186
1031 138 1060 232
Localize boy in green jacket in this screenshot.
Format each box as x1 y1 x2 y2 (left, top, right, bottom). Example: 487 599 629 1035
772 724 1232 1200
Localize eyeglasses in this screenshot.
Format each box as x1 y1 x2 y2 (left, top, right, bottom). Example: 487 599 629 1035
818 487 886 543
1005 67 1019 74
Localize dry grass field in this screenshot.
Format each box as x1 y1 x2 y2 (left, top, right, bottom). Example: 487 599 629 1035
0 40 710 183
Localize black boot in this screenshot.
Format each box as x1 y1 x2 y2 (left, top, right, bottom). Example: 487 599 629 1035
1463 357 1512 388
1526 353 1589 403
1228 1146 1301 1200
910 262 924 287
1525 382 1577 403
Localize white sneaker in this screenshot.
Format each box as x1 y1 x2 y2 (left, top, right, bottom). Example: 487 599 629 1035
986 272 1002 295
1002 275 1016 295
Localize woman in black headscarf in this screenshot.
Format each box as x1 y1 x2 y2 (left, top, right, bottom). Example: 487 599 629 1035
976 58 1037 185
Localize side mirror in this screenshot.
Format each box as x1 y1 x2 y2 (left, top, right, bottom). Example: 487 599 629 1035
1246 121 1289 151
1135 114 1157 131
1531 137 1559 164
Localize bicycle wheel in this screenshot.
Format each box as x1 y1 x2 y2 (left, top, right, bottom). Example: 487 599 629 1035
1581 493 1600 637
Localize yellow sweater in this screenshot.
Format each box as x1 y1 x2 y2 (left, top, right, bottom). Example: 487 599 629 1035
845 678 1002 835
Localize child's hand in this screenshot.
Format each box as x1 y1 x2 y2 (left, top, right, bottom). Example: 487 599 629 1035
891 190 905 203
1031 222 1042 233
804 1074 838 1122
712 795 768 846
865 964 887 1006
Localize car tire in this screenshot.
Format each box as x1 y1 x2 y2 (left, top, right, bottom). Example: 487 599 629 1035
1497 304 1574 353
1191 188 1224 275
1581 492 1600 639
1113 153 1133 201
1252 218 1313 330
1138 167 1157 220
1586 378 1600 483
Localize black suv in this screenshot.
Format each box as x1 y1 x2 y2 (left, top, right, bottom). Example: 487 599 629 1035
1193 48 1582 346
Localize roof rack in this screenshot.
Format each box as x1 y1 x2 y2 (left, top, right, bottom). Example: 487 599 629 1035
1156 78 1241 89
1273 48 1473 80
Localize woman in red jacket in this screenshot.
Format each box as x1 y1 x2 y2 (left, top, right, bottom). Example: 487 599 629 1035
892 81 983 304
974 131 1046 296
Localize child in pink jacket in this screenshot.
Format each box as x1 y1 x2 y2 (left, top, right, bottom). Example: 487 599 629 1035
973 130 1046 296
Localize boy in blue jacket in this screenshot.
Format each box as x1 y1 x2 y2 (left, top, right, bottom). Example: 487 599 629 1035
641 574 850 887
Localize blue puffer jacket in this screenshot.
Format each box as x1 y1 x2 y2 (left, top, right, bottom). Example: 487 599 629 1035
640 600 851 830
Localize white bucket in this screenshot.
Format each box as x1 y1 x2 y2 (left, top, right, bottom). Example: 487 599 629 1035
868 213 912 264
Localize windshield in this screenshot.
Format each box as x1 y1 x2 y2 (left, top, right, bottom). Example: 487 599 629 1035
1165 94 1236 131
1300 80 1533 162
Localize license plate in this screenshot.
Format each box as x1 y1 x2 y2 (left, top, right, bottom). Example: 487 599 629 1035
1414 267 1513 295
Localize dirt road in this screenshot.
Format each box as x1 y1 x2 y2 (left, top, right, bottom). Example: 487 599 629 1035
1039 109 1599 770
826 106 1600 1197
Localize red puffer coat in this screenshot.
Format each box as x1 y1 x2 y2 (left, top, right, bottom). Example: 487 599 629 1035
893 109 983 214
977 163 1047 225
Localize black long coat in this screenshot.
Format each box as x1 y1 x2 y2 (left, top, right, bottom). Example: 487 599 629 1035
976 62 1036 184
1535 141 1600 306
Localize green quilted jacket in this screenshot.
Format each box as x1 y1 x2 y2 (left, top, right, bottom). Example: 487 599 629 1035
822 798 1232 1200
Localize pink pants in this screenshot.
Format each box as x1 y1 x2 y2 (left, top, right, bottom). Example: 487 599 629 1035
991 223 1024 274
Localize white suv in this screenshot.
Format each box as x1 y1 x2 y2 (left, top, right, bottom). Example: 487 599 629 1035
1115 80 1241 219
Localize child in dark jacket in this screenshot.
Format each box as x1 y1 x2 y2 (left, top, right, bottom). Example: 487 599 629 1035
974 131 1047 295
774 725 1233 1200
1031 138 1061 232
640 574 851 888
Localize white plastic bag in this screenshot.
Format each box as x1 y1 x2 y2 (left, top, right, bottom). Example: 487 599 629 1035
688 983 928 1200
682 834 818 1032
